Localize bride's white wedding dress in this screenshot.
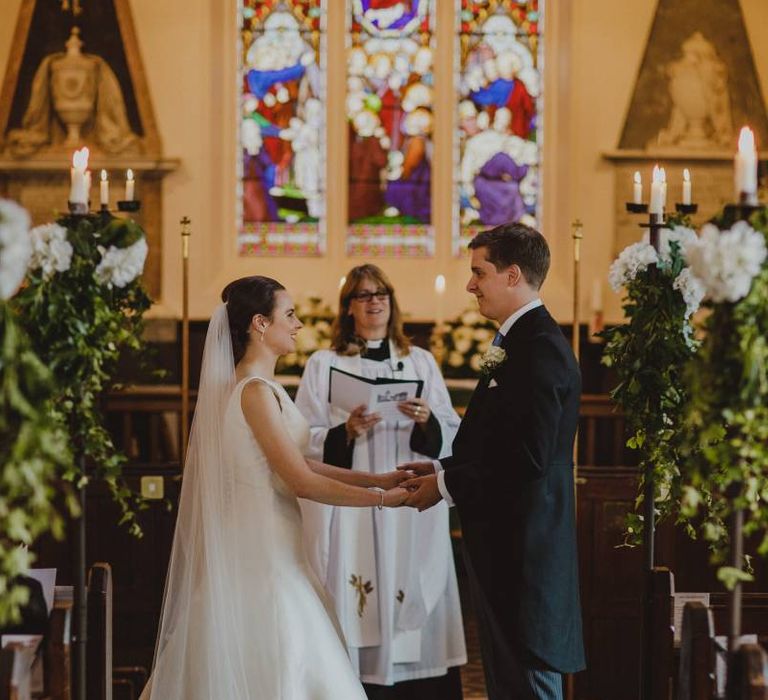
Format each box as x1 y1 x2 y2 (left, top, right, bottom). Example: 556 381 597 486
141 374 367 699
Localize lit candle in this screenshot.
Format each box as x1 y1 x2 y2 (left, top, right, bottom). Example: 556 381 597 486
660 167 667 212
125 169 135 201
649 165 664 215
69 147 89 205
682 168 691 205
100 170 109 206
734 126 757 200
633 171 642 204
434 274 446 328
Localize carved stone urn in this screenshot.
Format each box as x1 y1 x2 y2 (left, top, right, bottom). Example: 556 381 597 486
50 27 97 146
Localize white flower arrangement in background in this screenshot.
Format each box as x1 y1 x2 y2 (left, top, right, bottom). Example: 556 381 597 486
29 223 73 279
683 221 767 303
441 306 497 378
94 237 148 288
0 199 32 300
277 295 334 374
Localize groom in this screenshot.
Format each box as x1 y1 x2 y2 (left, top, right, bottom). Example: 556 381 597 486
401 223 585 700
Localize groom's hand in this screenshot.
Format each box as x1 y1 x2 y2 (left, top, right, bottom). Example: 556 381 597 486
401 474 442 511
397 460 435 477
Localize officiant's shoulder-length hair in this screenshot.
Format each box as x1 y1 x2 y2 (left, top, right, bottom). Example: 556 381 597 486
332 264 411 357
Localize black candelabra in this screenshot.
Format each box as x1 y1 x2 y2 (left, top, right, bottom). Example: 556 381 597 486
625 194 698 700
65 195 140 700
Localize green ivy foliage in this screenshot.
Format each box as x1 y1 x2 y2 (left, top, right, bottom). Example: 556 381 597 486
0 304 75 626
12 214 152 537
681 209 768 583
601 223 699 546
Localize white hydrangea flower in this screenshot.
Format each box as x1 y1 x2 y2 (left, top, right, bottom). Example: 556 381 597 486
29 223 73 278
649 226 699 264
683 222 767 303
0 199 32 300
608 241 658 291
95 237 148 288
672 267 706 318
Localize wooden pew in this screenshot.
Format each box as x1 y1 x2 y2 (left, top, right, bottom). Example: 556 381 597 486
728 643 768 700
87 563 113 700
677 601 716 700
643 567 675 699
45 598 72 700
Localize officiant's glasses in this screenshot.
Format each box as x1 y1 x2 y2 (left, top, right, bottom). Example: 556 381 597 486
350 290 390 303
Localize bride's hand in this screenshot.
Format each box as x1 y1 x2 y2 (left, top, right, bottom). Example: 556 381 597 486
376 470 411 490
382 487 409 508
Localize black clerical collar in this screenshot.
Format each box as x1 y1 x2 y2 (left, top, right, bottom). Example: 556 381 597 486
362 339 390 362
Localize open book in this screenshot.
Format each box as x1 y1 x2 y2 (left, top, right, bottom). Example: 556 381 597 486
329 367 423 422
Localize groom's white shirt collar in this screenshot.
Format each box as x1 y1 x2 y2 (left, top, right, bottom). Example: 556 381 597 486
497 298 543 338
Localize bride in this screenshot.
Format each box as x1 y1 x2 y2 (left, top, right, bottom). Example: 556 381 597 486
140 276 409 699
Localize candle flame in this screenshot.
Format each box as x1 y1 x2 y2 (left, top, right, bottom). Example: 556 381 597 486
738 126 755 154
633 171 641 184
100 169 107 181
126 168 134 181
652 164 662 183
435 274 446 294
72 147 89 170
683 168 690 182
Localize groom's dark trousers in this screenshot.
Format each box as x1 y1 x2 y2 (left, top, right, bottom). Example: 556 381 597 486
440 305 585 700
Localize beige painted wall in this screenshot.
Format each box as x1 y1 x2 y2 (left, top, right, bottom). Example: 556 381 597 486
1 0 767 323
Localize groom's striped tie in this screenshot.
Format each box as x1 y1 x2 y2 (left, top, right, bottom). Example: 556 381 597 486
492 331 504 347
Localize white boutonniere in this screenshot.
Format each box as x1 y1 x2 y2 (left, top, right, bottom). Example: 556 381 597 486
479 345 507 377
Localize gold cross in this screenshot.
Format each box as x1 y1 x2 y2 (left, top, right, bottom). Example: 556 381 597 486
349 574 373 618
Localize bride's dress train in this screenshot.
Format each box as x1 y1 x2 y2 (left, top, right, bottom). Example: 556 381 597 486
141 375 366 699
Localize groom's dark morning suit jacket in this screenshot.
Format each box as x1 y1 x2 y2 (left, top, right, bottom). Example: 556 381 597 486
441 304 585 674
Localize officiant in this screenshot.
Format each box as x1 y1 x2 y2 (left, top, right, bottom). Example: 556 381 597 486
295 264 466 700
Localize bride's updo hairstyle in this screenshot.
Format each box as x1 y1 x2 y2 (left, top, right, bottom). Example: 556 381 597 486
221 275 285 364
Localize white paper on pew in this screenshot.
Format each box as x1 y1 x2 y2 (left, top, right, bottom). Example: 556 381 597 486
672 592 709 646
1 634 43 652
27 568 56 615
329 367 423 422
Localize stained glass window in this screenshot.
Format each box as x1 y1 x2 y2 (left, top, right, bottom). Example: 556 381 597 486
454 0 542 254
345 0 436 257
238 1 326 256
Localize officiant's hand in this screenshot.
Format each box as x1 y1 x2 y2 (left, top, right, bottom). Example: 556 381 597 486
396 460 435 477
400 474 442 512
383 487 410 508
397 397 431 425
376 470 412 490
346 405 381 442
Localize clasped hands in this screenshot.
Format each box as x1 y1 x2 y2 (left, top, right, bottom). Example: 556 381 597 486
376 461 442 511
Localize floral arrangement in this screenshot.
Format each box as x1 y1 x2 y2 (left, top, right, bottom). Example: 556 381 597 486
678 210 768 587
439 307 497 378
602 219 704 545
277 294 334 375
0 200 74 625
12 212 152 537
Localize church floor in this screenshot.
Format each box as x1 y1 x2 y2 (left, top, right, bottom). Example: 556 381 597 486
459 573 488 699
460 603 487 699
